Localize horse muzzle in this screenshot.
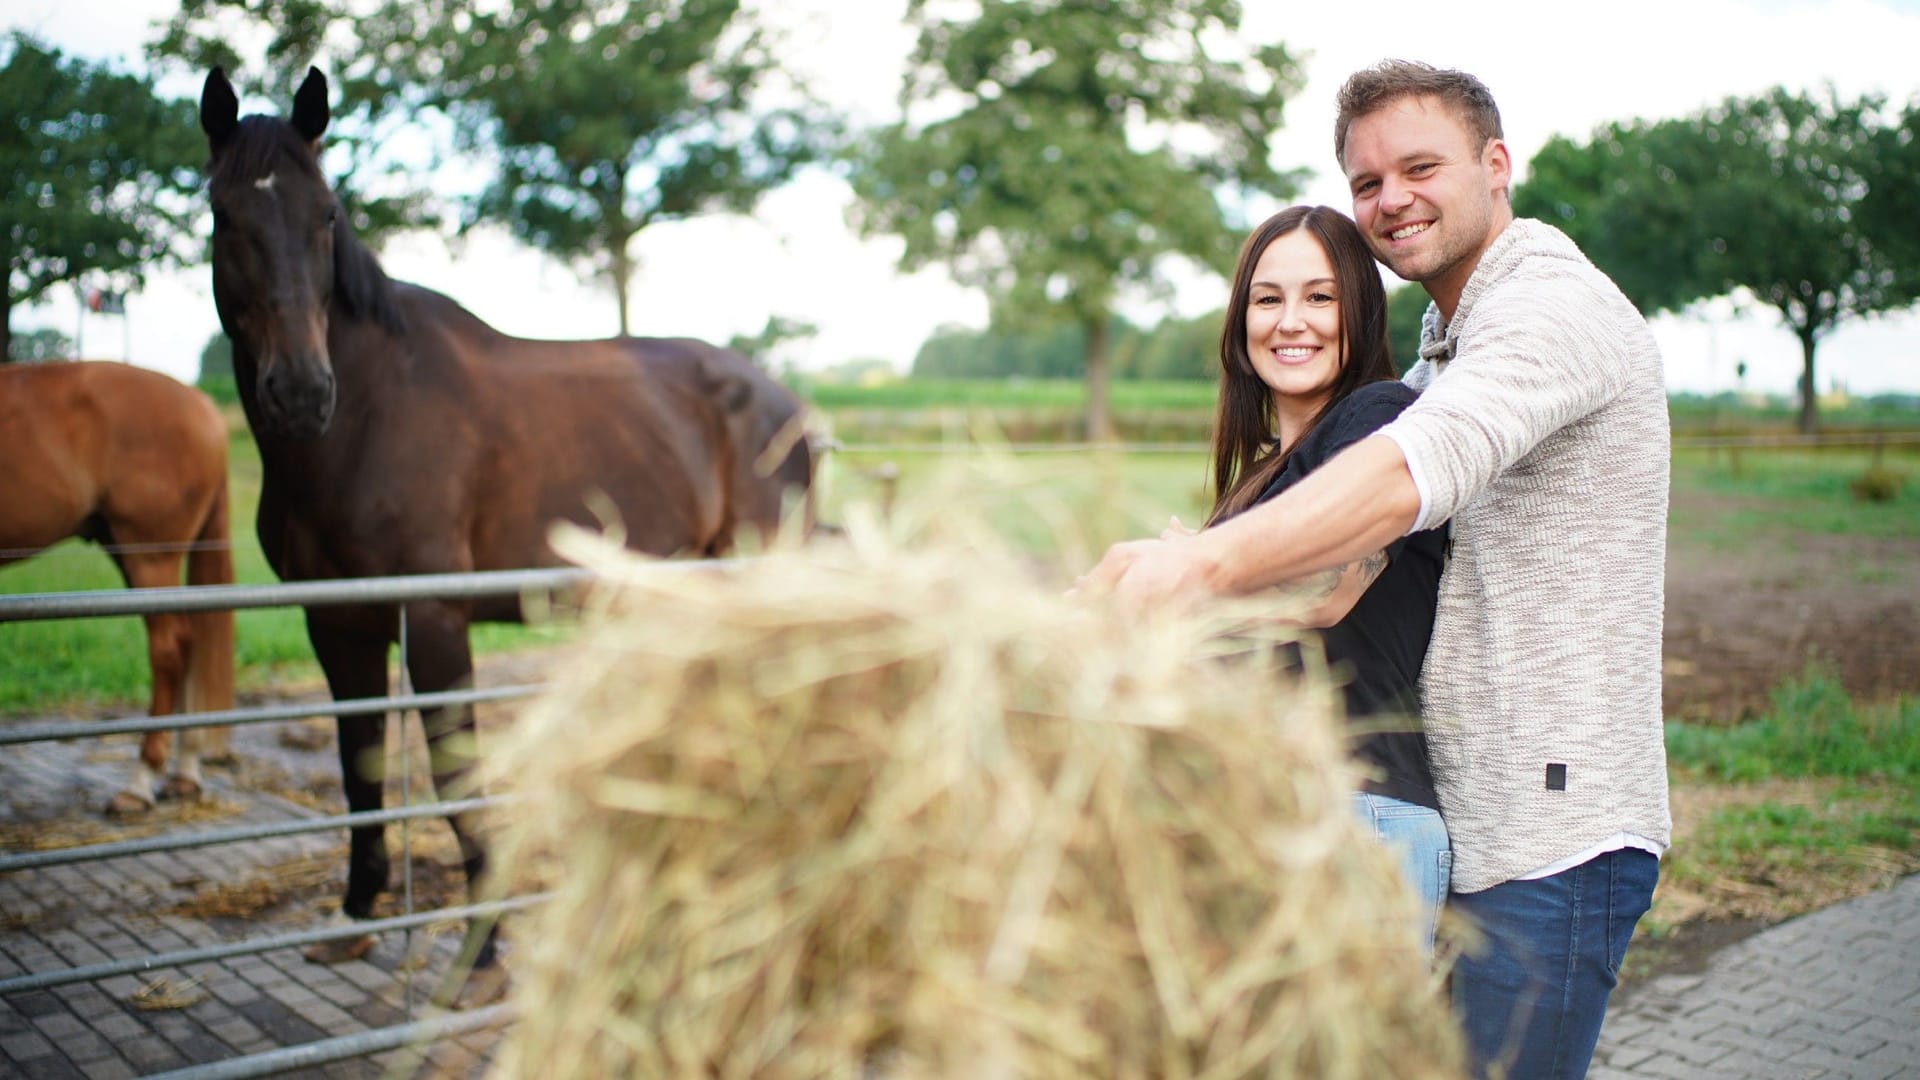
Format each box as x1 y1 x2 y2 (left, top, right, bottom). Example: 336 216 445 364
258 358 336 439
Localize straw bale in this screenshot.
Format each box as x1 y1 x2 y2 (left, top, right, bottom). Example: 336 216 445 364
479 510 1463 1080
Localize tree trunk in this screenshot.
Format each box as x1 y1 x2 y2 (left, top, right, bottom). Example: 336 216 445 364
1 291 13 362
1083 315 1117 443
1797 327 1818 435
610 243 633 337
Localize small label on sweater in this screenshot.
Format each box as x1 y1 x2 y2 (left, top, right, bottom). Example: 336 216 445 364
1546 763 1568 791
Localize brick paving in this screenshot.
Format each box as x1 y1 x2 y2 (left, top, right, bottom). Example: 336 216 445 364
6 706 1918 1078
1 712 506 1079
1593 873 1920 1080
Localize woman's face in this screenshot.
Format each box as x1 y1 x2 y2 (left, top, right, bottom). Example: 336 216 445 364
1244 229 1344 413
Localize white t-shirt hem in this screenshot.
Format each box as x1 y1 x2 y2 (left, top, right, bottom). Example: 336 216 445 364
1516 833 1667 881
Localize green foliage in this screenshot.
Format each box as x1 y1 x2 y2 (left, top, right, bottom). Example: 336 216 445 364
848 0 1304 438
358 0 836 332
910 312 1221 382
1666 668 1920 784
1514 87 1920 434
1849 465 1903 504
148 0 438 243
796 377 1218 412
1385 284 1428 375
6 327 75 362
1 33 204 359
726 315 819 368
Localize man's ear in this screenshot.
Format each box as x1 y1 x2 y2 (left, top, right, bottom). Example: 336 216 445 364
1484 138 1514 200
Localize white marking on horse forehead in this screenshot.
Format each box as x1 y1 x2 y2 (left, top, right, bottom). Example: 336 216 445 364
252 172 278 195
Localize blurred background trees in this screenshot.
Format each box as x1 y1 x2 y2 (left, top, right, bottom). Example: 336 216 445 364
845 0 1305 440
7 2 1919 403
1 32 202 361
1516 87 1920 433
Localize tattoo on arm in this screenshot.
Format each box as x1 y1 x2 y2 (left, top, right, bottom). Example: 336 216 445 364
1301 548 1390 602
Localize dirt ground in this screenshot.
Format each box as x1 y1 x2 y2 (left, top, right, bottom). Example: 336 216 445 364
1661 488 1920 722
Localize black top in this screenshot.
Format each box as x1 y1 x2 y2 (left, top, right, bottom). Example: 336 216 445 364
1223 380 1446 810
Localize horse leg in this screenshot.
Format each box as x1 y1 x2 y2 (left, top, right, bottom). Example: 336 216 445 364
402 600 507 1006
105 552 195 817
305 615 392 964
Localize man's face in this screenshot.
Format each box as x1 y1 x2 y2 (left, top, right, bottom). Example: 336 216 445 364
1342 94 1511 313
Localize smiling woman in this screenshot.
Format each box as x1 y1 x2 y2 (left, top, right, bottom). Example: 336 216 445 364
1191 204 1455 954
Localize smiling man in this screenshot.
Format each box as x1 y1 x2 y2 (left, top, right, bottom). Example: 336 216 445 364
1081 59 1672 1079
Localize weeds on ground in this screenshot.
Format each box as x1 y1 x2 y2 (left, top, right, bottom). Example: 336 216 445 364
1651 669 1920 933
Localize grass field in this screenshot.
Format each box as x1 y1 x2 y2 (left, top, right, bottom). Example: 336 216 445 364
4 425 1913 715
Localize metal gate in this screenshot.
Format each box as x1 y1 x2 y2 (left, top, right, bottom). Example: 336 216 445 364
0 567 613 1078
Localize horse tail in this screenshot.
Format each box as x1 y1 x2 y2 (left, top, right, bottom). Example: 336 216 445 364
184 474 236 717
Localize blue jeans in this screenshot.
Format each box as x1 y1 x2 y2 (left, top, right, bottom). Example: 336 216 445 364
1350 793 1452 954
1448 847 1659 1080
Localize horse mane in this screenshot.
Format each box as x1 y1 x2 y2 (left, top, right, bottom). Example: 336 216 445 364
212 116 408 336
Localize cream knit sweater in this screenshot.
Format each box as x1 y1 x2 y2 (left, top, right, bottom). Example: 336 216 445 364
1378 218 1673 894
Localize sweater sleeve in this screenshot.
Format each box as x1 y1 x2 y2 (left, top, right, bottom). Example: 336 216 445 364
1379 274 1637 531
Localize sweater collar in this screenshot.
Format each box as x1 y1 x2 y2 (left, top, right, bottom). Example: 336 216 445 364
1417 219 1578 368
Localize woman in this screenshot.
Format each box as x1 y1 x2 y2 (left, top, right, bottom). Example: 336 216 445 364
1198 204 1451 952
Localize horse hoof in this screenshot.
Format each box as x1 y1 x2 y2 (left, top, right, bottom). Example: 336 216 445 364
159 777 205 802
443 964 510 1010
105 791 154 818
305 933 376 965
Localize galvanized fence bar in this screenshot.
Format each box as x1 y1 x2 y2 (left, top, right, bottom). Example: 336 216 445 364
141 1004 515 1080
0 565 637 1074
0 684 540 747
0 796 505 874
0 895 549 996
0 566 598 622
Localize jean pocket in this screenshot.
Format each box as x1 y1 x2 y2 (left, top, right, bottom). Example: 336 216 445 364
1604 852 1657 978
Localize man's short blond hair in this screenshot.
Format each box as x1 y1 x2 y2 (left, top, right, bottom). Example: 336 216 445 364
1334 59 1504 166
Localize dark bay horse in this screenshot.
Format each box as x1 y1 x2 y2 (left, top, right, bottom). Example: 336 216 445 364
0 361 237 815
198 67 813 991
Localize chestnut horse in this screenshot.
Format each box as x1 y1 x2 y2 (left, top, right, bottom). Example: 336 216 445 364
0 361 236 815
198 67 813 992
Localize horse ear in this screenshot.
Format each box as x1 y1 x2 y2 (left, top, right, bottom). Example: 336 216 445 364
201 67 239 151
291 66 330 144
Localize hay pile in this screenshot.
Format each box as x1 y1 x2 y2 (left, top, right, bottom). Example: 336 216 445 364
480 512 1463 1080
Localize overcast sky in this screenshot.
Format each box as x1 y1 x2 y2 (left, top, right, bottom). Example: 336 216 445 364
10 0 1920 396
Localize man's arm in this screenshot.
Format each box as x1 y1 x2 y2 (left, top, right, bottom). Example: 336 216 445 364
1080 434 1421 607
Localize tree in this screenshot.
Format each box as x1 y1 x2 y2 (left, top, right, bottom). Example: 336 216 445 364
1385 283 1428 376
351 0 835 334
848 0 1304 441
8 327 75 362
726 314 818 369
1 34 203 361
149 0 438 243
1515 87 1919 433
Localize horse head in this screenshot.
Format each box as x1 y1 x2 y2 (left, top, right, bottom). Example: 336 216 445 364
200 66 340 439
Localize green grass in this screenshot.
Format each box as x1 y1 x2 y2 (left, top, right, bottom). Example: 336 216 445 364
5 413 1916 715
1652 670 1920 927
794 377 1219 412
1666 668 1920 784
1669 445 1920 542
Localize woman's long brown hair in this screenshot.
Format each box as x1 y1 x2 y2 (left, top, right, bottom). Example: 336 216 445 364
1206 206 1396 526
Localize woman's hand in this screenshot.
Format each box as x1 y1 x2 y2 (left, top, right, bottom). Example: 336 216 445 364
1159 515 1197 541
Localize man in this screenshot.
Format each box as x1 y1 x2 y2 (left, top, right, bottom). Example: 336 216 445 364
1081 60 1671 1079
